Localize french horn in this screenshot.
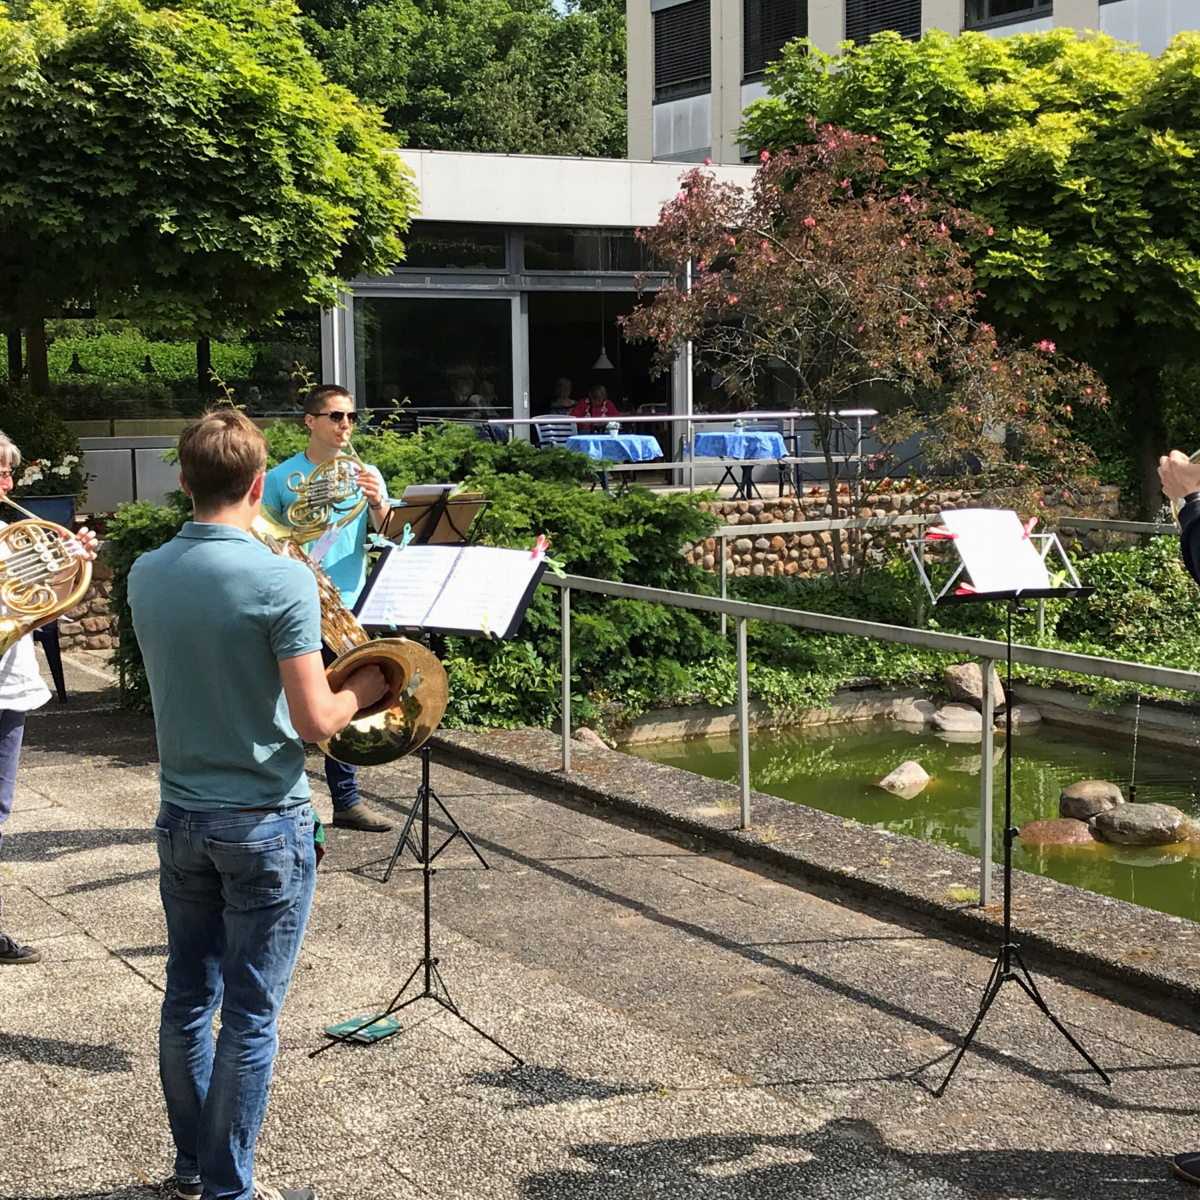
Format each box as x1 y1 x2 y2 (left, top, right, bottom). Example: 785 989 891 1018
0 496 92 656
252 514 448 766
1171 449 1200 529
284 445 369 543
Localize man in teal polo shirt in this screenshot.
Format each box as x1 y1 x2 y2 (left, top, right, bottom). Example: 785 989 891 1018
130 408 387 1200
262 383 394 833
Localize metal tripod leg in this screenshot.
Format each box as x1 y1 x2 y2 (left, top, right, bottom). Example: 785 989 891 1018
383 787 425 883
426 788 489 867
933 949 1006 1097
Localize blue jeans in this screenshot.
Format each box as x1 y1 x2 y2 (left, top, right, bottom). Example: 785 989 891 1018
0 709 27 922
155 801 317 1200
323 755 360 812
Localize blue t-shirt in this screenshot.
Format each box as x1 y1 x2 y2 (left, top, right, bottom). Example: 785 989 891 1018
262 450 385 608
129 522 323 811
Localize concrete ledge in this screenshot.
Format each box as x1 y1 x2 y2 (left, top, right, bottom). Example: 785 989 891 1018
434 725 1200 1009
1015 682 1200 752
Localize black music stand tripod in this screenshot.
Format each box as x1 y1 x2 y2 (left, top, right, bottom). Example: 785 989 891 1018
312 744 520 1063
908 521 1109 1095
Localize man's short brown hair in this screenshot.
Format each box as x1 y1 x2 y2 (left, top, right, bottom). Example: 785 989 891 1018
178 409 268 510
303 384 353 416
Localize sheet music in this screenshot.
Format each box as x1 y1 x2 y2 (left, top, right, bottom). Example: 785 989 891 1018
939 508 1051 595
355 545 458 627
425 546 543 635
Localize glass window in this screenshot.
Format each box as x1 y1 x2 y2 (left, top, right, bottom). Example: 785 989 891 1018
844 0 921 43
964 0 1051 26
401 222 507 271
743 0 807 81
523 228 660 273
654 0 711 102
354 297 512 420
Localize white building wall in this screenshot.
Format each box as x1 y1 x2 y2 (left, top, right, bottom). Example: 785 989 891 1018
984 14 1055 35
1054 0 1100 30
1100 0 1200 54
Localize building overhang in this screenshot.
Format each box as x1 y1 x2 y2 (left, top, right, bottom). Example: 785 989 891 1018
397 149 757 229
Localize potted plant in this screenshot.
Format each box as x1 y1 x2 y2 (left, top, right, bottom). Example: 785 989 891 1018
0 384 89 525
11 454 88 526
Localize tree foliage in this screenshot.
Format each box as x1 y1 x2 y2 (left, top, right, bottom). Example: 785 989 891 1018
623 131 1104 560
297 0 626 156
0 0 414 338
738 29 1200 514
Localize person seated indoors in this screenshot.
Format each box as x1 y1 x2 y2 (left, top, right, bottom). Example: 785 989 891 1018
548 377 574 416
570 384 621 430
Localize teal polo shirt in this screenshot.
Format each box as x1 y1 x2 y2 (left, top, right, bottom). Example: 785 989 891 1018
262 450 386 608
128 522 322 811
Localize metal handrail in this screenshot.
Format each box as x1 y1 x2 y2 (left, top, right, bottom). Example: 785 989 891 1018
543 568 1200 906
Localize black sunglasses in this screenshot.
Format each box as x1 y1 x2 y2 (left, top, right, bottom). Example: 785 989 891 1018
313 410 359 424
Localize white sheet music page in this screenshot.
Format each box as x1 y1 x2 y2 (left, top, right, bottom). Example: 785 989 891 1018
356 545 459 627
425 546 542 635
939 508 1051 595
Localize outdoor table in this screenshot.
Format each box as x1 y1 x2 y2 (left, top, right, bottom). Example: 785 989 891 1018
684 430 788 499
565 433 664 492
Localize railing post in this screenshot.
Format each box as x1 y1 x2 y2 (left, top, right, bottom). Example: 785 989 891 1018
719 537 728 637
1037 599 1045 639
979 657 995 906
737 616 751 828
561 586 571 774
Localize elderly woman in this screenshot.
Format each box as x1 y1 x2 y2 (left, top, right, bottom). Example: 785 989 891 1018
0 431 96 965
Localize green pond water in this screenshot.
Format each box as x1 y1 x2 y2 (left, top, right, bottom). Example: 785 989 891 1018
624 722 1200 923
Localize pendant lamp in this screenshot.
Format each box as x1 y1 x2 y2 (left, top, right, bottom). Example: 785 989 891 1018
594 294 614 370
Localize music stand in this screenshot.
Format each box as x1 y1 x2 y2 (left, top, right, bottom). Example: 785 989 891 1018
907 509 1110 1095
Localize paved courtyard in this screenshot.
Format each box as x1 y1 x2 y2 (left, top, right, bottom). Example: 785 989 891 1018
4 654 1200 1199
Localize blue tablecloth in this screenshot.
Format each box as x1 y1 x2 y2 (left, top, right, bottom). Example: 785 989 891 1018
565 434 664 463
685 431 788 459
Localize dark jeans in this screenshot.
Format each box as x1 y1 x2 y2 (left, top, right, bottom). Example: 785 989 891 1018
0 709 27 922
155 801 317 1200
323 755 360 813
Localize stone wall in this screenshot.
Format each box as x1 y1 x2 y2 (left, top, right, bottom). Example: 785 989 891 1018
683 484 1120 579
59 554 116 652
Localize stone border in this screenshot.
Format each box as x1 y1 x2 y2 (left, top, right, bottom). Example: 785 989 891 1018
434 725 1200 1010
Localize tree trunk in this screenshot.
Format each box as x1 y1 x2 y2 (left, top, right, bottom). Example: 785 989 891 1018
25 319 49 396
1132 365 1168 521
197 337 213 400
6 328 20 385
817 414 842 582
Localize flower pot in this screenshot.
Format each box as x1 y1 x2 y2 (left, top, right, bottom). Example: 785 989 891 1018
14 495 76 527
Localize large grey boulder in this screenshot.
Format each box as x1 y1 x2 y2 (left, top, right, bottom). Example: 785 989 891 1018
877 760 931 798
1091 803 1192 846
1007 704 1042 730
1019 818 1097 846
933 703 990 733
1059 780 1124 821
893 698 937 726
943 663 1007 713
572 727 609 749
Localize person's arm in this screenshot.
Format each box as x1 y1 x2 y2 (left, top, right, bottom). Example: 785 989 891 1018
279 651 386 743
356 464 390 532
1160 452 1200 587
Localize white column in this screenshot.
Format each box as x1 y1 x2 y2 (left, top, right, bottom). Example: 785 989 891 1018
1054 0 1100 29
513 292 531 440
922 0 962 34
628 0 654 159
808 0 844 53
711 0 744 164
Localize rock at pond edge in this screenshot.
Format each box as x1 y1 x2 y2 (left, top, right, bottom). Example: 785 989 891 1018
1059 779 1124 821
1019 818 1096 846
877 760 931 798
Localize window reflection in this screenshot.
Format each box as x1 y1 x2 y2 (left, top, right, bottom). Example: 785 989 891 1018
402 222 507 271
523 228 659 274
354 297 512 420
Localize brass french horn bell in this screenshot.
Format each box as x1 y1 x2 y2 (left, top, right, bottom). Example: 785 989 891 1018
0 496 92 656
1171 449 1200 529
251 514 448 767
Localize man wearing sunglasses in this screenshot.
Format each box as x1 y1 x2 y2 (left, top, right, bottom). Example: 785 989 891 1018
263 385 395 833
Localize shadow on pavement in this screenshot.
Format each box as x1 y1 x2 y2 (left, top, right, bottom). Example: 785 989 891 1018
1 828 152 863
520 1117 1181 1200
473 1063 648 1109
0 1032 133 1074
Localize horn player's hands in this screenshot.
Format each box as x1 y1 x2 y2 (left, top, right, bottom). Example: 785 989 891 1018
339 664 388 710
1159 451 1200 501
65 526 99 561
355 465 386 511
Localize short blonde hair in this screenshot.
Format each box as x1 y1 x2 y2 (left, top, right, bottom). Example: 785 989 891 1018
178 409 267 509
0 431 21 472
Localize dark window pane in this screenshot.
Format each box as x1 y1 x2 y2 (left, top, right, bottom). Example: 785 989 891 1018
523 228 659 273
744 0 807 80
401 222 507 271
844 0 921 43
654 0 711 102
354 297 512 419
964 0 1051 26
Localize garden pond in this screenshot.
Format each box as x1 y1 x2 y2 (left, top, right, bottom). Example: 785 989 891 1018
624 721 1200 923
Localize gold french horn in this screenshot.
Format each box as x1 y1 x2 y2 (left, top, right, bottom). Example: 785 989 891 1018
284 445 369 543
0 495 92 656
251 514 448 766
1171 450 1200 529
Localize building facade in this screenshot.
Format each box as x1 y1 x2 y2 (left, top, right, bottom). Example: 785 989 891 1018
630 0 1200 164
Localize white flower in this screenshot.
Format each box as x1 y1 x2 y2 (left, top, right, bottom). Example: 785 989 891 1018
53 465 71 476
18 467 43 486
62 455 79 466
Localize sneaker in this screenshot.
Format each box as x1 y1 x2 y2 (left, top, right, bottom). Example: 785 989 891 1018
331 802 394 833
252 1183 317 1200
172 1178 202 1199
0 932 42 965
1175 1153 1200 1184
